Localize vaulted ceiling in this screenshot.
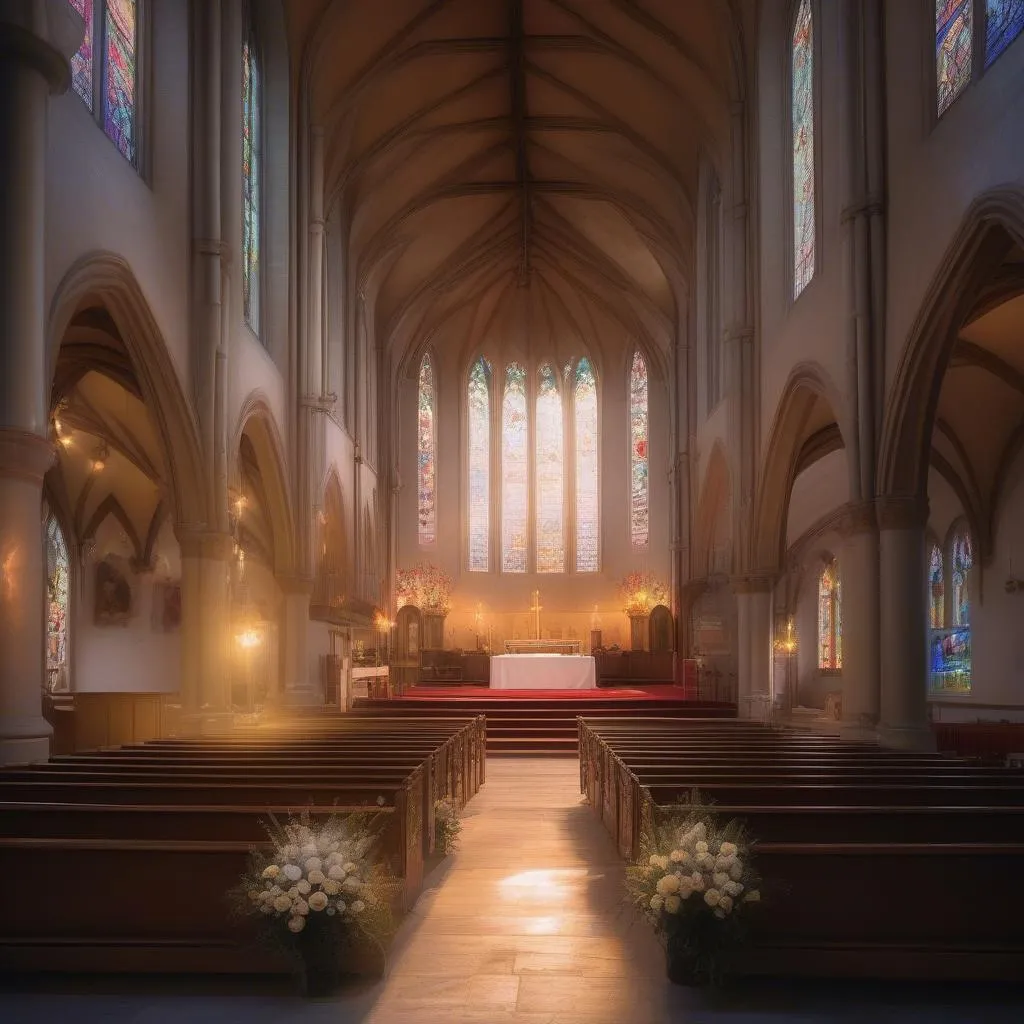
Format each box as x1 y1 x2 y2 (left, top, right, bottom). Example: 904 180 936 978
287 0 748 367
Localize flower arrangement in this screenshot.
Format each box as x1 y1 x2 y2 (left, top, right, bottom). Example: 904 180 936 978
434 797 462 855
619 572 669 616
395 563 453 613
625 794 761 986
231 811 398 995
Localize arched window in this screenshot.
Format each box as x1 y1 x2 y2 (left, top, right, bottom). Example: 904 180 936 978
985 0 1024 67
417 353 436 547
242 7 263 334
45 513 71 692
791 0 816 298
574 358 599 572
817 560 841 671
466 357 491 572
928 543 945 628
69 0 140 166
502 362 529 573
535 364 565 573
951 529 973 627
629 350 649 546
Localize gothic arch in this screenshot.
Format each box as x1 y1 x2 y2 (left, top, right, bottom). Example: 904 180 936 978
879 187 1024 499
46 251 206 527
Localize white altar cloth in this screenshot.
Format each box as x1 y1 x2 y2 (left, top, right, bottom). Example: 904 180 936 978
490 654 596 690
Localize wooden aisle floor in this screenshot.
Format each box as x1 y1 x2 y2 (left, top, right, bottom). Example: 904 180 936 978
3 759 1024 1022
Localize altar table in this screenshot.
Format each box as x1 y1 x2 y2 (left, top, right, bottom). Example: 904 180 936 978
489 654 597 690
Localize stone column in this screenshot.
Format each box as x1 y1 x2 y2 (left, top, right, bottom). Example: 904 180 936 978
0 6 81 764
731 574 773 718
838 501 881 742
877 497 935 750
279 576 316 707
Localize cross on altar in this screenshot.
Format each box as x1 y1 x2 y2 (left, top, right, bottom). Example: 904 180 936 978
530 589 542 640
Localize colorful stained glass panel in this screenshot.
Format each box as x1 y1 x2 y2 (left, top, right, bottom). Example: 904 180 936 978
574 358 599 572
629 351 649 546
951 530 973 627
936 0 973 116
502 363 528 572
242 20 262 332
69 0 95 109
791 0 816 298
535 365 564 574
817 561 841 670
985 0 1024 65
417 354 436 546
928 544 944 628
46 515 70 691
103 0 137 163
467 357 490 571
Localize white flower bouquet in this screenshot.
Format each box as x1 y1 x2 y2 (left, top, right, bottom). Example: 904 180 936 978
624 792 762 986
231 811 399 995
434 797 462 856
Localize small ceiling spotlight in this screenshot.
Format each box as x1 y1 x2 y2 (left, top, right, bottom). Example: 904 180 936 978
90 443 109 473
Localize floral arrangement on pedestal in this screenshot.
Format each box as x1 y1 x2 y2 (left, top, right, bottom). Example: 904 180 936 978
434 797 462 855
624 795 761 987
619 572 669 616
395 563 453 613
231 811 399 996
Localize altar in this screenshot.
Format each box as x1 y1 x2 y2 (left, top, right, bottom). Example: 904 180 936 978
490 654 597 690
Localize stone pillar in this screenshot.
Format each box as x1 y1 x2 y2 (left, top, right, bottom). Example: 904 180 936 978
177 529 234 731
0 6 81 764
838 502 881 741
732 575 772 718
279 577 316 707
877 497 935 750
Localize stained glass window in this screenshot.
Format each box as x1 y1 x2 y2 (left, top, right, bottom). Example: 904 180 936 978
69 0 95 108
951 529 973 627
791 0 816 298
574 358 599 572
242 10 262 333
629 350 649 546
928 544 945 628
817 560 842 671
985 0 1024 65
467 357 491 571
502 362 529 572
103 0 137 163
936 0 973 116
535 364 564 573
417 353 436 547
46 514 70 692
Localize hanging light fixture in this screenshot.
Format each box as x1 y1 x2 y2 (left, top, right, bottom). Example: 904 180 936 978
90 442 109 473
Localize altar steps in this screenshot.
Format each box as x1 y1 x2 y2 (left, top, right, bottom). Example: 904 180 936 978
351 697 734 756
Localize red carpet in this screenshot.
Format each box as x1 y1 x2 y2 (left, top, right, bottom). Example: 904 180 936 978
398 684 692 701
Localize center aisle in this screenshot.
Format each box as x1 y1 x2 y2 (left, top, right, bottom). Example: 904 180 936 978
367 758 683 1024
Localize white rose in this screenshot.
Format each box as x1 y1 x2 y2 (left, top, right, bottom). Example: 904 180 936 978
720 842 738 857
322 879 342 896
287 915 306 933
695 840 709 855
342 877 363 894
724 881 743 897
743 889 761 903
335 900 347 914
282 844 300 860
718 895 733 914
287 886 299 900
664 894 681 915
297 879 312 896
656 874 680 896
669 849 689 865
704 889 721 907
272 895 292 913
308 892 329 912
649 894 664 912
268 884 282 897
305 856 323 874
293 899 310 916
690 872 705 892
693 822 706 839
351 900 365 914
328 865 346 881
282 864 302 882
713 872 730 889
343 862 358 874
729 863 743 881
308 869 326 886
261 864 280 880
326 852 343 868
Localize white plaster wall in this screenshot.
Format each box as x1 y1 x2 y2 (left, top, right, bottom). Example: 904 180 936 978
785 450 849 548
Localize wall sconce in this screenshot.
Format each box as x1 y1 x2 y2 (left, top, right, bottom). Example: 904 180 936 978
90 443 109 473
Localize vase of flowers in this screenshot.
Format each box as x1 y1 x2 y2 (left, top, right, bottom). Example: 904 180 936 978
231 811 399 997
624 794 761 987
434 797 462 855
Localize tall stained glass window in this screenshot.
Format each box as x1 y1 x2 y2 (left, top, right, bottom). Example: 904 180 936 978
502 363 529 572
817 560 842 671
535 364 564 573
574 358 599 572
951 529 973 627
629 350 649 546
68 0 138 165
467 357 491 571
46 513 70 692
929 543 945 628
791 0 816 298
985 0 1024 65
417 353 436 546
936 0 973 115
242 10 262 333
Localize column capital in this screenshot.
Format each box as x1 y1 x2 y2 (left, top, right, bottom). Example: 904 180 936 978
0 430 54 484
876 494 929 531
730 571 774 595
0 17 76 94
837 500 877 538
174 526 235 561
